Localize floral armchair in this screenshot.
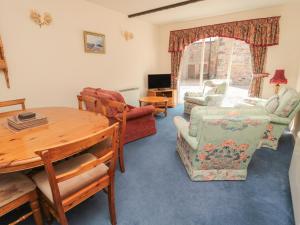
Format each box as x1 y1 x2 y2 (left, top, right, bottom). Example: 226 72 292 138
184 79 228 114
241 87 300 150
174 106 269 181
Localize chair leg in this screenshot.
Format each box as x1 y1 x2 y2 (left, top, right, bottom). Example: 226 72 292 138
29 195 43 225
57 211 69 225
41 200 52 224
118 145 125 173
108 183 117 225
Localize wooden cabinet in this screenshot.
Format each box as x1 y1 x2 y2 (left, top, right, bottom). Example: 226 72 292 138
147 89 177 107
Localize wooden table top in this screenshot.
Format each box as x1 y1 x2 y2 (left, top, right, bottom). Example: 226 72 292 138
139 96 168 103
0 107 109 173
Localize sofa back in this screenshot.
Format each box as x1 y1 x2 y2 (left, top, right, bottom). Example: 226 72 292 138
189 107 269 170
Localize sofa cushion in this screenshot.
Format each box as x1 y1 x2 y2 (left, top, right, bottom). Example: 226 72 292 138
265 95 279 113
274 89 300 117
0 173 36 207
215 83 227 94
33 153 108 203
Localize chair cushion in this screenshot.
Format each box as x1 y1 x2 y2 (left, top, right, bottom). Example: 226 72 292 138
0 173 36 207
32 153 108 203
274 89 300 117
185 96 207 105
203 86 217 96
265 95 279 113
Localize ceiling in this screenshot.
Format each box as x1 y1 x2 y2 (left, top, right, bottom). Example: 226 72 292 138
87 0 287 25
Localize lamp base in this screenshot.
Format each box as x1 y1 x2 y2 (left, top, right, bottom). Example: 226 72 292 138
274 84 280 94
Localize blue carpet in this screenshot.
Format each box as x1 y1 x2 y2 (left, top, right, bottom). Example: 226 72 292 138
2 105 295 225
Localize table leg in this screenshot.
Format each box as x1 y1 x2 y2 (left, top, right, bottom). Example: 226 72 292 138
164 101 168 117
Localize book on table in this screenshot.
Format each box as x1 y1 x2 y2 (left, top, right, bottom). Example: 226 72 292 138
7 113 48 131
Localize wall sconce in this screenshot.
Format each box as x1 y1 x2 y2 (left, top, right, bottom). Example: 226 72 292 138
122 31 134 41
30 9 52 28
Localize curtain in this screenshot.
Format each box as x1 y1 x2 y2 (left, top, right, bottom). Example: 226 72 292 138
168 16 280 90
171 51 183 89
249 46 267 97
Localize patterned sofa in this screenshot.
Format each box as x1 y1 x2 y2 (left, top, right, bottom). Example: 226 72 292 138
81 87 156 143
174 106 269 181
184 79 227 114
241 87 300 150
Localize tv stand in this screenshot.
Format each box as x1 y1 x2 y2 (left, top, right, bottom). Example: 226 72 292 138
147 89 177 107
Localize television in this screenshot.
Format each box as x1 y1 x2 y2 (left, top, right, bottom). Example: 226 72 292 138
148 74 171 89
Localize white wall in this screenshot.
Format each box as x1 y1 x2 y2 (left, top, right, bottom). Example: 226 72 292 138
0 0 159 107
157 2 300 98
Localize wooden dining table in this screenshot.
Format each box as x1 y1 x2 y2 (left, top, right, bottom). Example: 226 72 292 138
0 107 109 173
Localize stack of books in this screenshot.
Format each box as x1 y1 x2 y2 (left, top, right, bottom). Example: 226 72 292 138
7 112 48 131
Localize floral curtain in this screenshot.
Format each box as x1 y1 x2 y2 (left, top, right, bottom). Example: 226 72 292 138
249 46 268 97
171 52 182 89
169 16 280 92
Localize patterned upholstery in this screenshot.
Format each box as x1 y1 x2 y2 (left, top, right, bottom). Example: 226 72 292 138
81 87 157 143
241 88 300 150
184 79 228 114
174 106 269 181
0 173 36 207
32 153 108 202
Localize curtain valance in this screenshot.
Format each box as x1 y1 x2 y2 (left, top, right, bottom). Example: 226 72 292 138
169 16 280 52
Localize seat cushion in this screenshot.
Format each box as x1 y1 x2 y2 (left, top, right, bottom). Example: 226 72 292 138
32 153 108 203
265 95 279 113
0 173 36 207
185 96 207 105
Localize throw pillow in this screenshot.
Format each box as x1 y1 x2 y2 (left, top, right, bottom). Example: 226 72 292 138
265 96 279 113
275 89 300 117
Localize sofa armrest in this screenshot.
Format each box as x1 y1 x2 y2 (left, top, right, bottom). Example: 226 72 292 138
126 105 155 120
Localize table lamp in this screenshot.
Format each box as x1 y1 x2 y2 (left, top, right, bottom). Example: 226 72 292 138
270 69 287 94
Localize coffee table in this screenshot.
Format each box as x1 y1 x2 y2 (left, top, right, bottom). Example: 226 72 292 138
139 96 168 117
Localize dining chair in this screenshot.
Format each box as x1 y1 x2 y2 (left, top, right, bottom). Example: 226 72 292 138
97 99 127 173
77 94 127 173
0 173 43 225
32 123 119 225
0 98 26 112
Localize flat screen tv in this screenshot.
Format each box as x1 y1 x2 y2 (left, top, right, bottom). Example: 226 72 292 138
148 74 171 89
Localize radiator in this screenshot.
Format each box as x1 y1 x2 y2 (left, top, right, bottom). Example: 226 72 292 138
119 87 140 107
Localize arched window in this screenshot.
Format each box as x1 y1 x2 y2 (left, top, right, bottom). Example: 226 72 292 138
178 37 252 103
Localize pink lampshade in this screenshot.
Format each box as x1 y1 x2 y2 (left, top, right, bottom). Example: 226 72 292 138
270 69 287 84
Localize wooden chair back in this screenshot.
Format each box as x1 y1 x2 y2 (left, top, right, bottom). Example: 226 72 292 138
98 99 127 172
0 98 26 112
77 95 97 112
77 94 127 172
35 123 118 221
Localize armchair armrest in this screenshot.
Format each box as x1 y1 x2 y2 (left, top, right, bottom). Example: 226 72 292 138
205 94 224 106
184 91 203 99
243 97 267 107
173 116 197 150
126 105 155 120
269 114 291 125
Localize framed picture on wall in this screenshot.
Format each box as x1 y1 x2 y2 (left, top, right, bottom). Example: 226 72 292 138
83 31 105 54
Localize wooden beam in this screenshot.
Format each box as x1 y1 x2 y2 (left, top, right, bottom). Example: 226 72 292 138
128 0 205 18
